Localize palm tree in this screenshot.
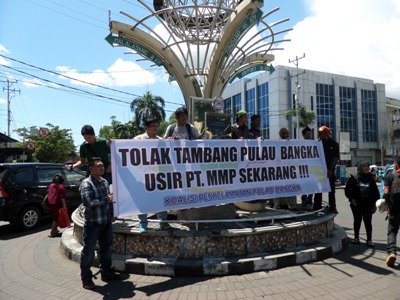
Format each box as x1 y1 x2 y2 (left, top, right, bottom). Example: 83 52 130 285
115 121 140 139
285 104 316 128
130 91 166 127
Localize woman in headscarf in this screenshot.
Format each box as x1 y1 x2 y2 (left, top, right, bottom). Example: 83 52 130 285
345 162 380 246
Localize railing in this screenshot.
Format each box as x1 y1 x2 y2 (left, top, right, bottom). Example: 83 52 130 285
114 206 328 231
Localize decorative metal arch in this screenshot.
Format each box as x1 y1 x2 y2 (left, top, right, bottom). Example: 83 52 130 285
107 0 292 105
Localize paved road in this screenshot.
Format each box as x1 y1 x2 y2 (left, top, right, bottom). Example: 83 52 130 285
1 189 400 299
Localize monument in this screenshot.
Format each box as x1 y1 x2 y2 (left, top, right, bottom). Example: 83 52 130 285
60 1 345 277
105 0 292 104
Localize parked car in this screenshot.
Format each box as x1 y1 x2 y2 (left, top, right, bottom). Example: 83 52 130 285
379 163 394 198
0 163 86 230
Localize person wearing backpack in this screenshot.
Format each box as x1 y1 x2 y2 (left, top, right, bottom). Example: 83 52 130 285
163 107 201 140
345 162 379 247
134 118 171 233
383 156 400 267
47 174 67 237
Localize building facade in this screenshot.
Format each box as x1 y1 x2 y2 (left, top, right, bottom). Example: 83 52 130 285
221 65 388 166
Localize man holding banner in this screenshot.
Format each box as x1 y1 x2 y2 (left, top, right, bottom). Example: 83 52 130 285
134 118 172 233
110 137 331 218
313 126 340 214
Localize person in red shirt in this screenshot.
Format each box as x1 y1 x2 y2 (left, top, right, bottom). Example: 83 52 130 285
47 174 67 237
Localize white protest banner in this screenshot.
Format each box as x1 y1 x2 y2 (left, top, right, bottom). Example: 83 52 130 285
111 139 330 217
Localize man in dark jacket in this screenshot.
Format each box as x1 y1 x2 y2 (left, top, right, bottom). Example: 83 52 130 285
231 110 249 139
313 126 340 213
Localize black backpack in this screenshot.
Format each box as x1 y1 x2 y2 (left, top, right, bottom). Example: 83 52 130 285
167 123 192 140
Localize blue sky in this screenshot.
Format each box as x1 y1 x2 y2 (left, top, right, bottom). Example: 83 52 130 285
1 0 399 147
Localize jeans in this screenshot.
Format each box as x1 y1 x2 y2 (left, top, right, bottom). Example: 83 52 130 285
139 211 168 226
314 174 336 210
80 222 113 281
350 204 373 240
387 213 400 255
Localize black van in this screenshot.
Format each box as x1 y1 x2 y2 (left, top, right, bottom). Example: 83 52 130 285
0 163 86 230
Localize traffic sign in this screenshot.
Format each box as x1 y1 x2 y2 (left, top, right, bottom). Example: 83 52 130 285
39 128 49 137
26 142 35 150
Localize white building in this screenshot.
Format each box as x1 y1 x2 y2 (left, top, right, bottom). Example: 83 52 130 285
221 65 389 166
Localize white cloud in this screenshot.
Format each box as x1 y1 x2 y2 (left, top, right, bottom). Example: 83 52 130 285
0 44 10 66
0 98 7 104
55 58 157 87
274 0 400 98
22 78 47 88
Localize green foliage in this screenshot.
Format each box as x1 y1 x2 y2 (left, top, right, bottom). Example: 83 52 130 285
158 120 170 137
15 124 76 163
285 105 316 128
99 116 142 139
130 91 166 127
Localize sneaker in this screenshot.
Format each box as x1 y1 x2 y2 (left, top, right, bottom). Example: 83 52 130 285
82 279 96 290
366 240 375 247
386 253 396 267
351 238 360 244
139 224 147 233
101 270 121 281
160 222 172 230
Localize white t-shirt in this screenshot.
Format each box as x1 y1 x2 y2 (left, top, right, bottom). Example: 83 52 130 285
163 123 201 140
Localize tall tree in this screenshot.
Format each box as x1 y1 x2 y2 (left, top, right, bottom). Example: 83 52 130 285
285 104 316 128
15 124 76 163
115 121 140 139
99 116 141 139
130 91 166 127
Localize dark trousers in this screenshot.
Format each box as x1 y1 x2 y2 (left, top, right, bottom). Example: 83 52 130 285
387 213 400 255
301 194 313 206
314 174 336 210
80 222 113 281
350 204 373 240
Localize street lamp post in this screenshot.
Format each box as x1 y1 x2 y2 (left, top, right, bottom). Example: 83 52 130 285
289 54 305 139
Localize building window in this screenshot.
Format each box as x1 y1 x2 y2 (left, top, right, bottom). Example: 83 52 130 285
316 83 335 136
339 87 357 142
361 89 377 142
232 93 242 117
257 82 270 138
311 96 314 111
224 97 231 116
246 88 256 118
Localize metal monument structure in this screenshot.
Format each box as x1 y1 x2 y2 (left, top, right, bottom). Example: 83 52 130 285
106 0 292 106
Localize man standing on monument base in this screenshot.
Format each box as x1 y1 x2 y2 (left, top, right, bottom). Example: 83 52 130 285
313 126 340 214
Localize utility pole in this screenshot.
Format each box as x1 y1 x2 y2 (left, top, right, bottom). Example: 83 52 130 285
289 54 305 139
1 79 20 137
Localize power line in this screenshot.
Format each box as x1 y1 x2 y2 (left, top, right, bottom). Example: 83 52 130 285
0 54 184 107
0 64 132 105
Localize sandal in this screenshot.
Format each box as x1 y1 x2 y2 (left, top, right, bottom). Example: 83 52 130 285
48 231 60 238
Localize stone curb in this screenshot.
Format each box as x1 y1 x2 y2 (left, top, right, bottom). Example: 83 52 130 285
60 224 347 276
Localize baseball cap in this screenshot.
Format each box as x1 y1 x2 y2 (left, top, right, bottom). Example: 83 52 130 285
236 110 248 117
